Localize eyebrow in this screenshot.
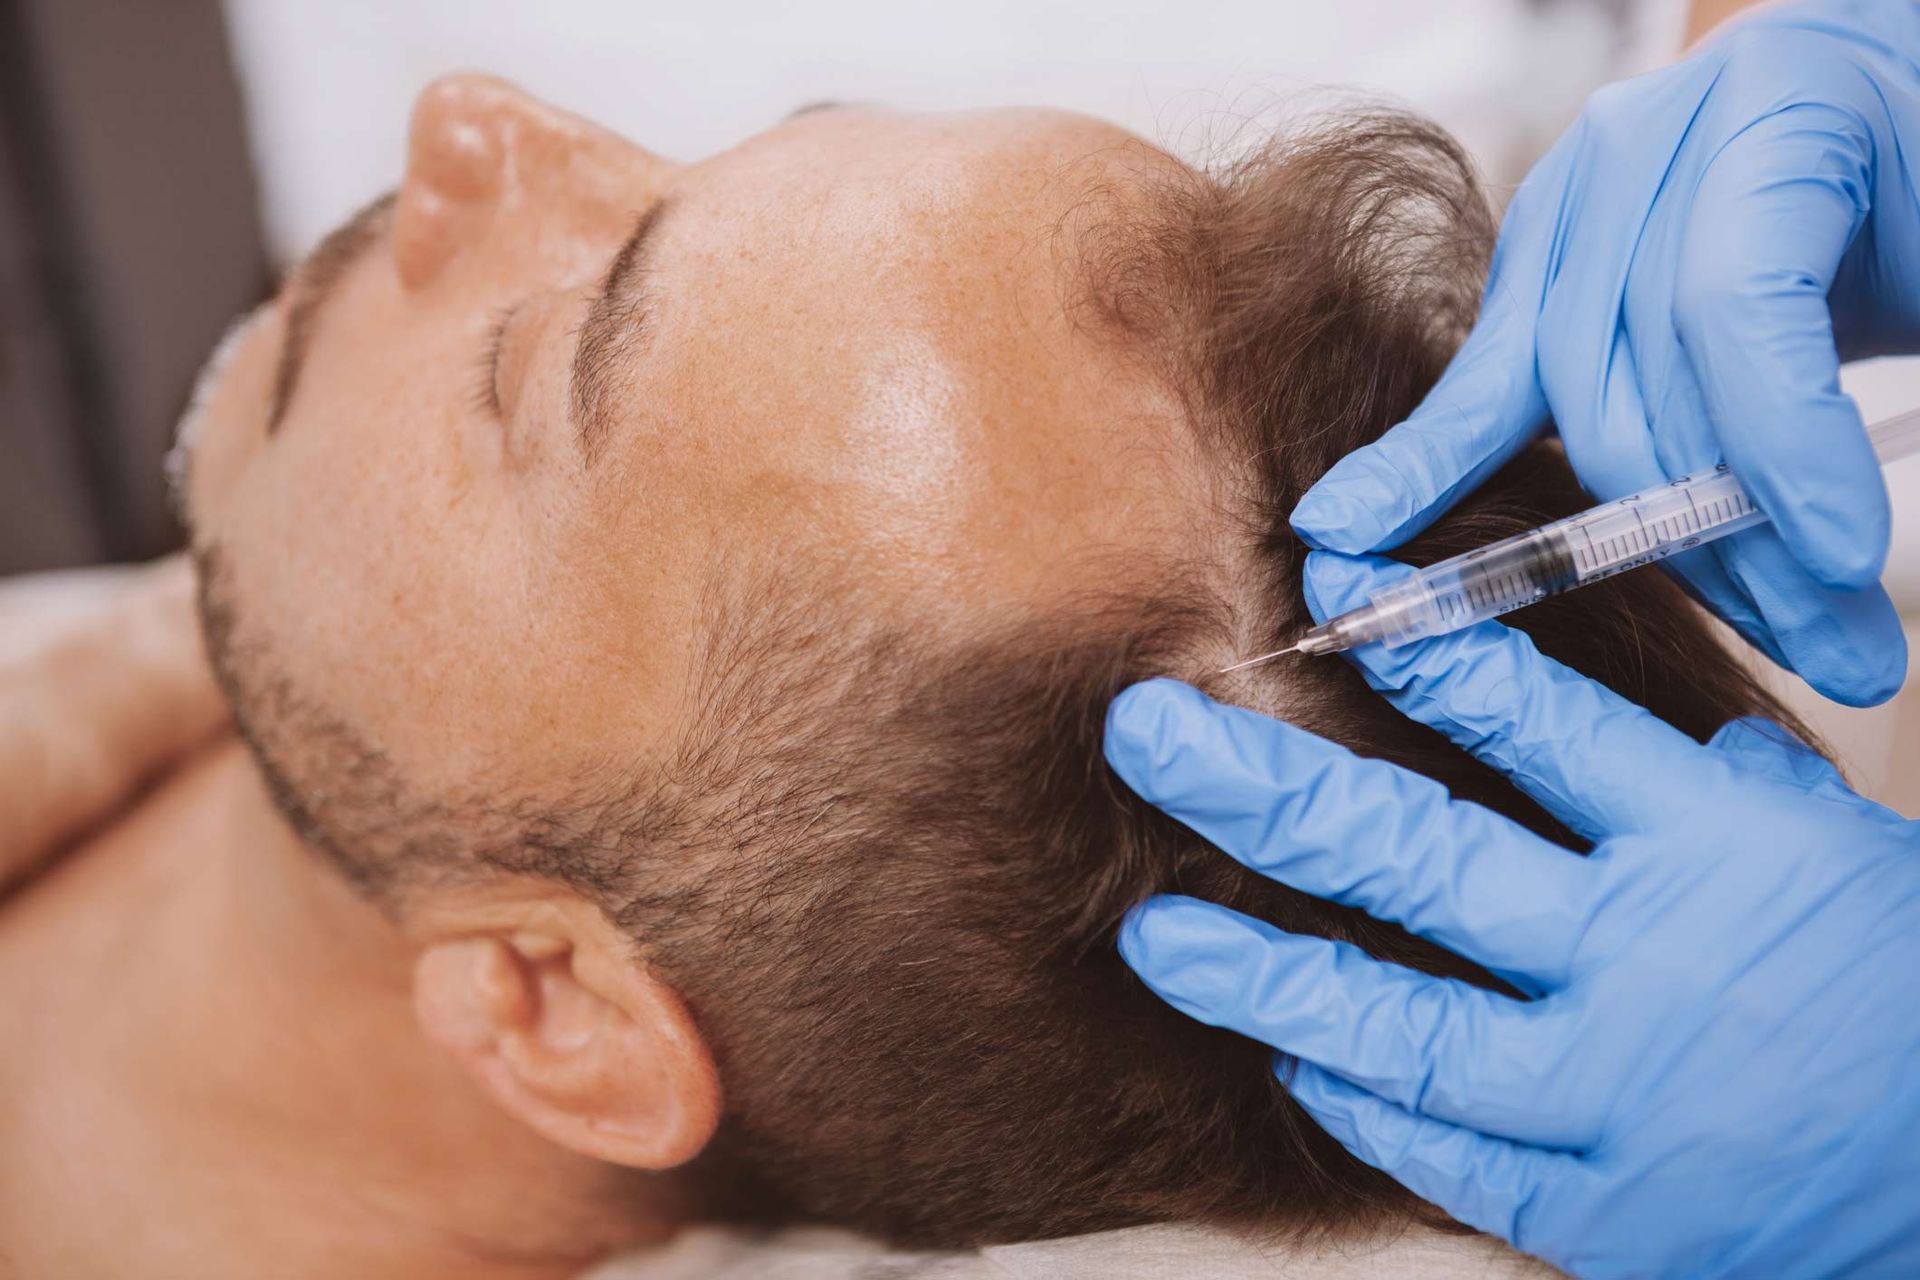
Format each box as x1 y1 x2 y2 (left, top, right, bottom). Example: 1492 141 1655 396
569 199 673 463
265 191 397 434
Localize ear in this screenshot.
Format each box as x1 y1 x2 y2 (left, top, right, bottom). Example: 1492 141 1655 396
411 911 720 1169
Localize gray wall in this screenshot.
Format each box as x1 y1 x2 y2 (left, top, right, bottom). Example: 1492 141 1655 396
0 0 268 572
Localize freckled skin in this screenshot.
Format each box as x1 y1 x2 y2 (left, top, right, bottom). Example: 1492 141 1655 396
186 77 1213 806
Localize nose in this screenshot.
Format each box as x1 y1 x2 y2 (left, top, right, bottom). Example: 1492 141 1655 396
391 75 664 288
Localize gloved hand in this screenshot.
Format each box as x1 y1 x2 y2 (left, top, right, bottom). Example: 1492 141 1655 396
1107 551 1920 1279
1290 0 1920 707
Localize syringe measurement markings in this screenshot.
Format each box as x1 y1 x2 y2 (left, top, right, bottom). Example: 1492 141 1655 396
1260 413 1917 666
1566 481 1765 580
1419 479 1765 633
1460 567 1537 615
1439 570 1514 622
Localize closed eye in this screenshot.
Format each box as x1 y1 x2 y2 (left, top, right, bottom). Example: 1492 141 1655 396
470 303 518 418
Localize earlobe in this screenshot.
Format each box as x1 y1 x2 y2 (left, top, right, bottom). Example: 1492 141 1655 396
412 926 721 1170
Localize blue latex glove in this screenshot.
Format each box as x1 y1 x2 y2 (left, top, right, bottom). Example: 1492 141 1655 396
1291 0 1920 707
1107 551 1920 1279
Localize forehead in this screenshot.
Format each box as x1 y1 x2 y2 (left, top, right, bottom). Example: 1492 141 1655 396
604 107 1211 623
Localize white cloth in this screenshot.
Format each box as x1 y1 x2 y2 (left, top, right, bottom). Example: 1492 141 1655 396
584 1220 1564 1280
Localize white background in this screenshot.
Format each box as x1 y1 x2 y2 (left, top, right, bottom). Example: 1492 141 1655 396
223 0 1665 262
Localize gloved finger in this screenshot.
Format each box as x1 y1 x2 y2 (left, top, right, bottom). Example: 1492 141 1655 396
1283 1059 1569 1245
1707 715 1858 804
1552 252 1669 507
1303 550 1708 841
1712 528 1907 707
1289 141 1575 554
1106 678 1590 988
1618 306 1905 705
1675 102 1889 591
1664 537 1906 714
1659 543 1795 672
1121 898 1575 1144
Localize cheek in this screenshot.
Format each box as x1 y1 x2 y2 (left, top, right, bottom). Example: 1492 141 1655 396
236 444 532 781
192 285 681 801
203 354 552 798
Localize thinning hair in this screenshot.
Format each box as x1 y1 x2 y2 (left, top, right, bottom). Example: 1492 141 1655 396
202 109 1815 1248
571 112 1810 1245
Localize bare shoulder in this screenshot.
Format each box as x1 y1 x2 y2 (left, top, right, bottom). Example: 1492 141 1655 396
0 734 245 956
0 557 227 893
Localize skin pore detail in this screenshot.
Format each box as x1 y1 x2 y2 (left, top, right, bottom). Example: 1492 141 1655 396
844 332 974 564
0 77 1223 1278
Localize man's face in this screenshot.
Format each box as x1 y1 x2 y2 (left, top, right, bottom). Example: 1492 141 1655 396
183 78 1210 824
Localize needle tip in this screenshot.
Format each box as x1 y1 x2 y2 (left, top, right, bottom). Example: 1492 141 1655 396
1217 643 1301 674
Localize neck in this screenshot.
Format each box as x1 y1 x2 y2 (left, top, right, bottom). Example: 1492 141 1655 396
0 740 678 1279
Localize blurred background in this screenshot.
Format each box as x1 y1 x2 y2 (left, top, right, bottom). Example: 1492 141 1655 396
1 0 1915 800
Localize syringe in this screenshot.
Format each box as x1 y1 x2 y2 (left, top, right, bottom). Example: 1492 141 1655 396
1225 405 1920 670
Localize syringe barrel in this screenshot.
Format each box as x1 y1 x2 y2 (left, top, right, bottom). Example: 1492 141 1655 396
1364 463 1768 649
1302 407 1917 656
1365 530 1573 645
1551 465 1764 585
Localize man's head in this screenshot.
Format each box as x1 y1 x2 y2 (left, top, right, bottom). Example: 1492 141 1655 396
178 78 1797 1247
184 80 1214 820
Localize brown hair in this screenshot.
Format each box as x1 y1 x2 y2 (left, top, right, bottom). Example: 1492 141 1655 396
514 114 1812 1245
564 110 1812 1251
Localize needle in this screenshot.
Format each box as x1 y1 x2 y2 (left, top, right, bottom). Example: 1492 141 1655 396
1218 642 1302 674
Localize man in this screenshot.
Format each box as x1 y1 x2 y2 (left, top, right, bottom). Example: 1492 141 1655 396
0 73 1828 1280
